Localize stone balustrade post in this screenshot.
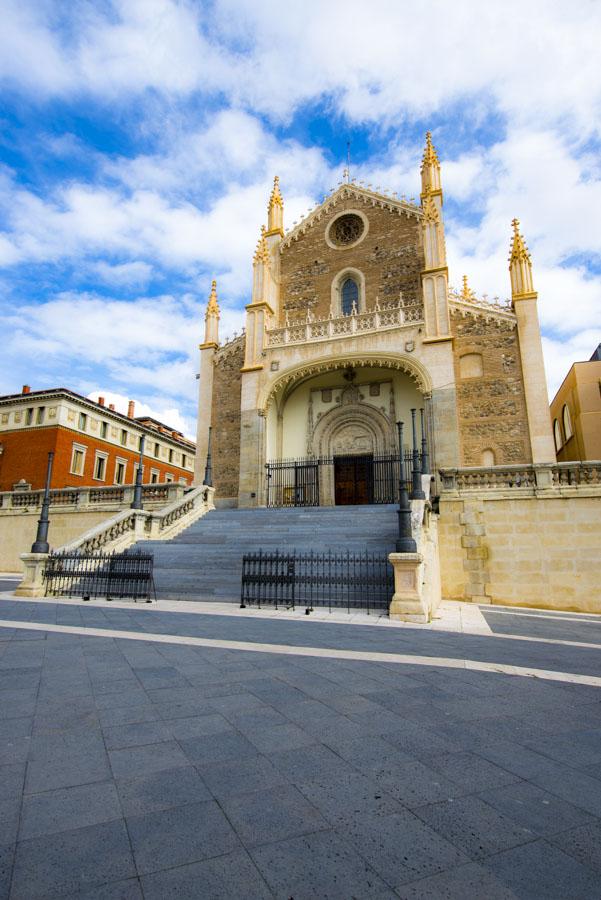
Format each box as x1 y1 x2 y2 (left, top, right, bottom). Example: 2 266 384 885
77 489 90 508
388 552 428 622
15 553 49 598
534 464 554 490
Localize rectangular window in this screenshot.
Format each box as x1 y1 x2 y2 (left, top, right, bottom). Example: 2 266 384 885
181 454 187 468
165 473 174 483
26 408 34 425
120 429 128 446
36 407 45 424
79 413 87 431
154 442 160 457
168 448 173 463
70 444 87 476
150 469 159 484
93 453 107 481
100 421 108 439
178 477 187 485
114 459 127 485
138 435 144 451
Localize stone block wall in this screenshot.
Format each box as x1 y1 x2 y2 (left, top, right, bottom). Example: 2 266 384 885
279 199 424 323
211 337 245 502
450 307 532 466
439 491 601 613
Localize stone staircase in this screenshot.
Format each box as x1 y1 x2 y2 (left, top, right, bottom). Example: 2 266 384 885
137 505 399 602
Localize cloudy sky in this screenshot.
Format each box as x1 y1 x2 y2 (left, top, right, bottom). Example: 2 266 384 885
1 0 600 437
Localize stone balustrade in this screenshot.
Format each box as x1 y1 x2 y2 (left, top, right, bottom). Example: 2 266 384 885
266 301 424 348
440 461 601 494
57 484 215 554
0 482 186 512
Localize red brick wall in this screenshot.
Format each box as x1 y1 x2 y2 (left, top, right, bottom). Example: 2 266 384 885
0 427 193 491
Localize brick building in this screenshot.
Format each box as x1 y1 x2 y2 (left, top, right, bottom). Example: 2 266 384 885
194 133 556 507
0 387 196 492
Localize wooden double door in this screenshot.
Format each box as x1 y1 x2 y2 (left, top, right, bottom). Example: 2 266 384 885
334 454 373 505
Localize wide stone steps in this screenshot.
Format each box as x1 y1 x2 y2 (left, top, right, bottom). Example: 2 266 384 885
136 504 398 602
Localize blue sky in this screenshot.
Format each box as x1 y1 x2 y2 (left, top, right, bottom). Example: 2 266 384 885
1 0 600 437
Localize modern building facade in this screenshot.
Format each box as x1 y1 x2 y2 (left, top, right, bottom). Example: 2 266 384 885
195 133 556 507
0 387 196 492
550 345 601 462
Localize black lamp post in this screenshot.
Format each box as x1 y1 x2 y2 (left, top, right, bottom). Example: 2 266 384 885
131 435 145 510
204 427 213 488
31 451 54 553
396 421 417 553
420 407 430 475
410 409 426 500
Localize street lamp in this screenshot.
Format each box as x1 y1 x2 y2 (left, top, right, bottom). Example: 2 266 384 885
396 422 416 553
131 435 146 510
204 427 213 488
410 409 426 499
31 451 54 553
420 408 430 475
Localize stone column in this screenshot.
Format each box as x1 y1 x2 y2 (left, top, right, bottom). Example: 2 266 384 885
388 552 427 622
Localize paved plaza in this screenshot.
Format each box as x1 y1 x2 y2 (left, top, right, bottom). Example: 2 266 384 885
1 595 601 898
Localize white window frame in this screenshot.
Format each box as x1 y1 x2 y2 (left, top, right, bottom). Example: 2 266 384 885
150 468 160 484
93 451 108 481
70 442 87 477
114 457 128 485
165 472 174 483
331 267 366 316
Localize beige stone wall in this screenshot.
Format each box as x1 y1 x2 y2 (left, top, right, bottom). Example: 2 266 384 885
439 492 601 613
279 200 424 323
211 337 245 501
450 307 532 466
0 511 115 571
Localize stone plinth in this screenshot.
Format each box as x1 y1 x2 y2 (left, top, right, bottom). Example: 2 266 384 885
388 552 428 622
15 553 49 598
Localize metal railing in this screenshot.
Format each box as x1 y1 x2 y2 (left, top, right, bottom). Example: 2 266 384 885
43 549 156 602
240 549 393 614
265 450 425 507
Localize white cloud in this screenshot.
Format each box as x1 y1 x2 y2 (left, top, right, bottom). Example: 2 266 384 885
86 389 194 438
91 260 153 288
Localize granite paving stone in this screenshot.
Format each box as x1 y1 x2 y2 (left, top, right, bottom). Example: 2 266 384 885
140 851 273 899
178 729 259 765
115 765 211 816
395 861 519 899
546 820 601 875
9 819 136 900
108 740 190 779
250 829 396 899
296 770 403 826
246 721 317 753
125 799 241 875
197 754 289 800
0 843 15 900
63 878 144 899
220 783 329 848
414 796 536 860
478 780 595 838
101 720 172 750
483 837 601 899
19 781 122 840
165 712 233 740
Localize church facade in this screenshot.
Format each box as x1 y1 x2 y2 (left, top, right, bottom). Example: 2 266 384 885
194 134 556 507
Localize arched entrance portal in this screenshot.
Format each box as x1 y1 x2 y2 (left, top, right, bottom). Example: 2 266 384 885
264 363 427 506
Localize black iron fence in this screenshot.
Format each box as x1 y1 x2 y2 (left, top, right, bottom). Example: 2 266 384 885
44 549 156 602
265 450 426 507
240 549 393 614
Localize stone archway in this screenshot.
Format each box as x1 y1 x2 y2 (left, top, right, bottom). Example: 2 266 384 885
311 401 394 505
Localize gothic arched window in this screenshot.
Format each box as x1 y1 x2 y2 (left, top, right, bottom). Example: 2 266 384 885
562 404 573 441
341 277 359 316
553 419 562 452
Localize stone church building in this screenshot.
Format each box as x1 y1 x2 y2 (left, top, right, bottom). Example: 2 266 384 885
194 134 555 508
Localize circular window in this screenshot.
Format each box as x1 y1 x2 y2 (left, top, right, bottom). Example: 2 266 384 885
328 213 365 247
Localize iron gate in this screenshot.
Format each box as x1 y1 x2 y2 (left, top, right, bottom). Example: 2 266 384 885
240 549 394 614
265 451 421 507
44 549 156 602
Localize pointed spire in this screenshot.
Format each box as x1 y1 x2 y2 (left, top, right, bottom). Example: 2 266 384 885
206 279 220 317
253 225 269 265
267 176 284 234
421 131 440 170
460 275 474 301
202 279 220 346
509 218 531 264
420 131 442 199
509 218 535 298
